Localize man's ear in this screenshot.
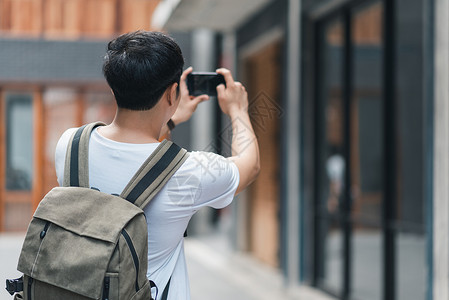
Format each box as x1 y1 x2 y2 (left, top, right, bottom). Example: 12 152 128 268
167 83 179 106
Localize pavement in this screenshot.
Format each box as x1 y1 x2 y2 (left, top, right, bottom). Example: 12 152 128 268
186 235 288 300
0 233 332 300
0 234 22 300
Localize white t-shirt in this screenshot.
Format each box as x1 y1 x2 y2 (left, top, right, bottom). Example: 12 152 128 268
54 127 240 300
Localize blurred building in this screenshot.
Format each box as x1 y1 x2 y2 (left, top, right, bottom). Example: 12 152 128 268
0 0 161 231
154 0 449 300
1 0 447 299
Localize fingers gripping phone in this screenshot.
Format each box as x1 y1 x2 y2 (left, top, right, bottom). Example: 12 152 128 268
187 72 226 97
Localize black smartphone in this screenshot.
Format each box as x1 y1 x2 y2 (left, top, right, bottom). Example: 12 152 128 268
187 72 226 97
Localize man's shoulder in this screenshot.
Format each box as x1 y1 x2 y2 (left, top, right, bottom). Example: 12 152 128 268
185 151 230 167
182 151 238 182
174 151 239 208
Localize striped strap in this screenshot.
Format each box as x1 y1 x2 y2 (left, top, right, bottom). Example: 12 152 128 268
63 122 105 188
120 140 189 209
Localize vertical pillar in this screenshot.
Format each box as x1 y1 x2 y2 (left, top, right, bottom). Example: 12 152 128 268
76 89 86 126
191 28 216 151
0 89 4 231
189 28 216 235
433 0 449 298
221 31 248 250
286 0 301 287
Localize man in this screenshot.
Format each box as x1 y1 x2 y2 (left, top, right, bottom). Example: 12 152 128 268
54 31 260 300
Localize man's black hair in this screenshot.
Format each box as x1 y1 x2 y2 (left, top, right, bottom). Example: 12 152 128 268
103 30 184 111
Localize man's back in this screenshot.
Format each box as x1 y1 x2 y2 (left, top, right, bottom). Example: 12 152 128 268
55 127 239 300
55 30 260 299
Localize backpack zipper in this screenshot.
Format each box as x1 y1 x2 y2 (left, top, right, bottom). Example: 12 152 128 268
40 221 51 239
102 276 110 300
121 229 140 292
31 222 51 277
27 277 33 300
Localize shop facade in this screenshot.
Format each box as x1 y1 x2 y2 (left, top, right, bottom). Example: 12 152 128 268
156 0 448 299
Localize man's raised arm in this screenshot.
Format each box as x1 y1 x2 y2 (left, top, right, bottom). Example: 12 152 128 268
216 68 260 195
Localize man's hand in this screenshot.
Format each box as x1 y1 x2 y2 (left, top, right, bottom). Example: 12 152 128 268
171 67 209 126
216 68 248 116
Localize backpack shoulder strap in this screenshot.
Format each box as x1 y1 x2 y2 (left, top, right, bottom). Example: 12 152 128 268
63 122 188 209
63 122 106 187
120 139 189 209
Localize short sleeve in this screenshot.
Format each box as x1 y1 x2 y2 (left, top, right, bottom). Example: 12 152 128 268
54 128 77 186
182 151 239 211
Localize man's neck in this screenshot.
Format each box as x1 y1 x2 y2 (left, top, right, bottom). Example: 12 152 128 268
98 108 164 144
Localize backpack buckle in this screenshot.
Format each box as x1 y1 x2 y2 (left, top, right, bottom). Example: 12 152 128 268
5 276 23 295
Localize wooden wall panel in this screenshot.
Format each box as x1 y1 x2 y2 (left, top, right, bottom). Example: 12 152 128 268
244 41 282 267
63 0 83 36
44 0 83 38
120 0 158 32
32 89 44 212
83 0 116 37
0 0 12 30
0 0 161 37
82 91 115 123
8 0 43 35
42 89 79 196
44 0 63 34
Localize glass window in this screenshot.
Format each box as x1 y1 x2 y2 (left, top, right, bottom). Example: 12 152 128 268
315 17 345 294
6 93 33 190
395 0 427 298
311 1 429 299
350 2 384 300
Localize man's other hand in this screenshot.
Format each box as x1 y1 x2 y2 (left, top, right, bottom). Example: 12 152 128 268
171 67 209 125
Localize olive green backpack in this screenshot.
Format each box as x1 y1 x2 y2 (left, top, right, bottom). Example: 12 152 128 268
6 122 188 300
